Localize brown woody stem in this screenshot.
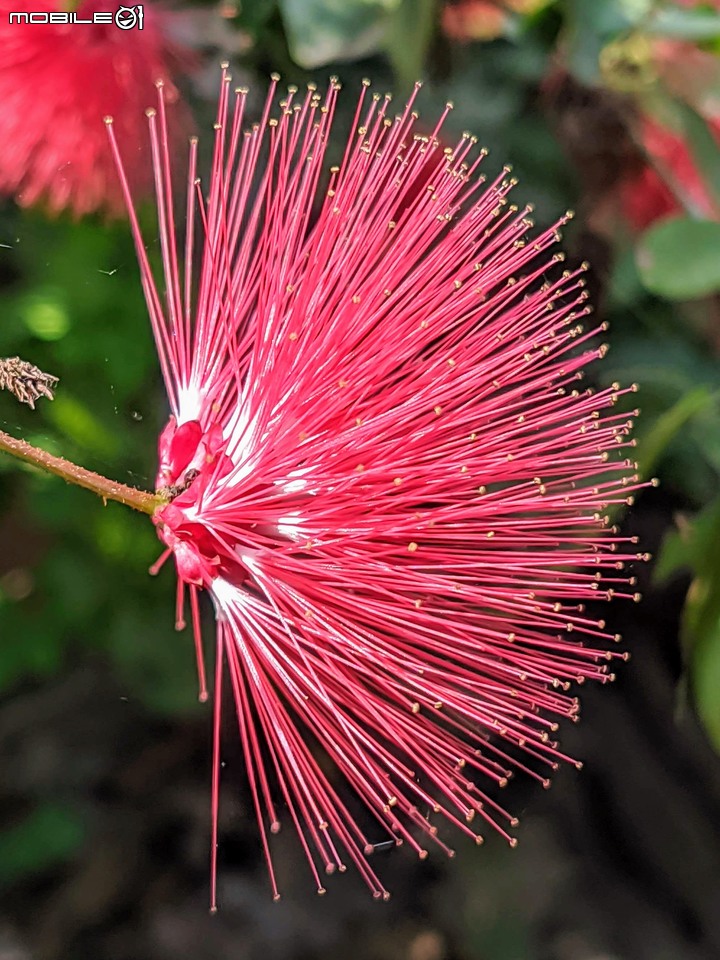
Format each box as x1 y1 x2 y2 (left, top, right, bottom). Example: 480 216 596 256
0 429 161 516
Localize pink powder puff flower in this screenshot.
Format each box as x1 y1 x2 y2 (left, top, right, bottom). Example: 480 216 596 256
108 70 648 905
0 0 193 217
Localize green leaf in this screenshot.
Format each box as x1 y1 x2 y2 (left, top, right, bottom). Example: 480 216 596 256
658 497 720 750
45 393 120 460
236 0 277 32
675 100 720 210
279 0 401 68
647 7 720 42
636 217 720 300
692 612 720 750
635 386 715 479
0 804 84 884
562 0 640 84
386 0 436 93
656 495 720 583
683 506 720 641
0 606 65 691
108 605 205 716
19 288 71 341
654 527 692 585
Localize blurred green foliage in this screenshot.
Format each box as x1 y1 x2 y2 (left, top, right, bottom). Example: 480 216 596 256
0 803 85 886
0 211 201 713
2 0 720 900
637 218 720 299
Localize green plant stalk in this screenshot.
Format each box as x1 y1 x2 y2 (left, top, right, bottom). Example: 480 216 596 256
0 429 161 515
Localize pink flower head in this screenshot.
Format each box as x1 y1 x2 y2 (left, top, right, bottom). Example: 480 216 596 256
108 70 647 905
0 0 193 217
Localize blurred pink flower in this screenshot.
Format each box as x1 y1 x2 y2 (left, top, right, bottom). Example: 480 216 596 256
441 0 507 41
617 29 720 231
0 0 194 217
109 72 646 903
441 0 548 42
621 114 720 230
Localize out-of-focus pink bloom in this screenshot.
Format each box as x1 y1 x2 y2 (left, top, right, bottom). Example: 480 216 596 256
0 0 193 217
615 4 720 230
441 0 549 41
109 72 646 904
620 114 720 231
442 0 507 41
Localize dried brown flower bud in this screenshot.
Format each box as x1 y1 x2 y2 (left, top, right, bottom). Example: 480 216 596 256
0 356 58 409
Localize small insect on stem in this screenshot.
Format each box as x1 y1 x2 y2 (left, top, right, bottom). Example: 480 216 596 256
157 468 200 501
0 356 59 409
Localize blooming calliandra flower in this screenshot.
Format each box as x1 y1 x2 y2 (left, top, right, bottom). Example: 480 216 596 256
107 68 648 905
0 0 192 217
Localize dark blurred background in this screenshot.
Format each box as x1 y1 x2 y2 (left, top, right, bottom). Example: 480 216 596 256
1 1 720 958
